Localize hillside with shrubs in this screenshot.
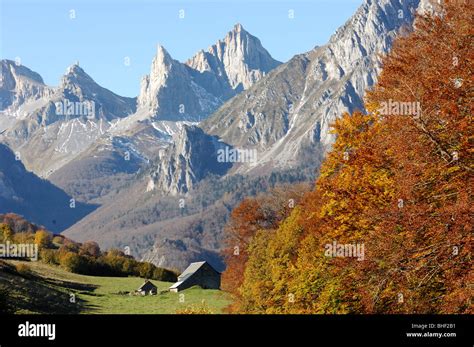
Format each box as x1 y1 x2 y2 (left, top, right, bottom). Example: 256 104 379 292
0 213 177 282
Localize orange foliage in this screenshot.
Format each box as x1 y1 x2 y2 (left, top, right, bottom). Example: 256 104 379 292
221 184 309 311
230 0 473 314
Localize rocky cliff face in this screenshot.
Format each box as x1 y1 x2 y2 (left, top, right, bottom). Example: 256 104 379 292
123 24 281 194
59 64 136 121
185 23 281 100
0 59 53 111
137 46 220 121
136 24 281 121
149 125 231 195
201 0 423 174
150 0 424 195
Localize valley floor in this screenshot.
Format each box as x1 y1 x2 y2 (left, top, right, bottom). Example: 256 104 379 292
1 260 231 314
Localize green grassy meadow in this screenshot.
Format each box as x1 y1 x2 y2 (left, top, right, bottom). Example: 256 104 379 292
2 260 232 314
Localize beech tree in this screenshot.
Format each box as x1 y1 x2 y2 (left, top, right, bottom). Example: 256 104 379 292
233 0 472 314
221 184 308 311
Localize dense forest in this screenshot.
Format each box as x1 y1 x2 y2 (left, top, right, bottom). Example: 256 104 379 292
221 0 473 314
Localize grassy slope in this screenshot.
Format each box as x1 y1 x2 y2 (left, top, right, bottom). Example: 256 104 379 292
3 261 231 314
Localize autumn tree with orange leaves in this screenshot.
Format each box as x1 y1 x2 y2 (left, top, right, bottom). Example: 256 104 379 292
227 0 473 314
221 184 309 311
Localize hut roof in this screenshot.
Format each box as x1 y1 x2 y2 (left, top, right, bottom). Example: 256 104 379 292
138 280 157 291
169 261 219 290
177 261 207 281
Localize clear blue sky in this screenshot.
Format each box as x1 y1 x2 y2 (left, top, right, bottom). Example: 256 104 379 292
0 0 362 97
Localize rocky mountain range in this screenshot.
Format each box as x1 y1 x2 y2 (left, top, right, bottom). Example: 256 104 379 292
0 61 136 177
148 0 424 195
1 24 280 203
1 0 431 271
134 0 427 269
137 24 281 121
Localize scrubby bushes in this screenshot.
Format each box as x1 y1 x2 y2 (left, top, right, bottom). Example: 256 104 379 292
176 301 213 314
34 230 52 248
0 214 177 282
54 249 177 281
152 267 177 282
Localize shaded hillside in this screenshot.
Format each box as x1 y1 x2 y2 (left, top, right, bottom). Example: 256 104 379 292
0 260 89 314
0 143 97 232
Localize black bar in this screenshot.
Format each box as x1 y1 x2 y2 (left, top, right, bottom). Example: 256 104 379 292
0 314 471 346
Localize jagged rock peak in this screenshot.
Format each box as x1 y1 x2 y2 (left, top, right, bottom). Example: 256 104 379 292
186 23 281 92
233 22 244 32
0 59 51 110
60 62 97 88
154 44 174 68
137 44 203 117
148 125 231 195
144 44 177 87
1 59 45 85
